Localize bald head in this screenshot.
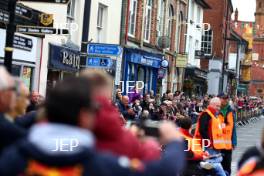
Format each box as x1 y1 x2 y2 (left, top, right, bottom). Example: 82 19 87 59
209 97 221 111
122 96 129 106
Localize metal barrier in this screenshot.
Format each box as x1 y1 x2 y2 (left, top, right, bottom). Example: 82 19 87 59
236 108 262 127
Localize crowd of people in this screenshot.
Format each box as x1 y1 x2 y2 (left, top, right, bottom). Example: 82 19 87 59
115 88 263 125
0 65 263 176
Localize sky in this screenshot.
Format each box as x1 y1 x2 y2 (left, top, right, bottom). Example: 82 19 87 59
231 0 256 22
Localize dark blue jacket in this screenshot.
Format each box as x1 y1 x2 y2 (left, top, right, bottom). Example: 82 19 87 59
0 139 185 176
0 113 26 153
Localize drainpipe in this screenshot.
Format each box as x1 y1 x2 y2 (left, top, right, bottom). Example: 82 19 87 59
140 0 146 48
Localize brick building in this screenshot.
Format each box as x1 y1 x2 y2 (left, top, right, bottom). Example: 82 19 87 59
120 0 188 95
249 0 264 97
201 0 234 95
232 0 264 97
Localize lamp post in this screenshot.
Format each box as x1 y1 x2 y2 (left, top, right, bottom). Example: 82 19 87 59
4 0 17 73
80 0 91 68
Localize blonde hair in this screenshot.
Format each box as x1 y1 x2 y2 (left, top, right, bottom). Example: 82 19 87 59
79 69 113 88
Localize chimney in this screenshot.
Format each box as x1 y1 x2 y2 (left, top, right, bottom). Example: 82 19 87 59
235 8 238 21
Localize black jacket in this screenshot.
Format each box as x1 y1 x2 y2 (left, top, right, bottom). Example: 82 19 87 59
0 113 26 153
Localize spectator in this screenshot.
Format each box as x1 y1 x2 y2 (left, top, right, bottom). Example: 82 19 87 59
194 97 227 176
117 96 135 120
0 67 26 153
26 91 40 113
0 77 186 176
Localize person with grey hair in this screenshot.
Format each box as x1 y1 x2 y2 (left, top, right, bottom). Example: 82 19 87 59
0 66 26 153
0 66 16 113
194 97 227 176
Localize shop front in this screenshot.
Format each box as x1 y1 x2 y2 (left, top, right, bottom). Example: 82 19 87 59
47 43 80 91
123 47 164 95
0 28 41 90
184 66 208 97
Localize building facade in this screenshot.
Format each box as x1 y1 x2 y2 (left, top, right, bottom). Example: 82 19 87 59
21 0 122 96
201 0 233 95
184 0 210 96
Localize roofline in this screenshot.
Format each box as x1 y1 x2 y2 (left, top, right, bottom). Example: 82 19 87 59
195 0 211 9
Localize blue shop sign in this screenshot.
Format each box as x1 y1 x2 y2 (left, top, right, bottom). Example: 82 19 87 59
125 48 163 68
49 44 80 72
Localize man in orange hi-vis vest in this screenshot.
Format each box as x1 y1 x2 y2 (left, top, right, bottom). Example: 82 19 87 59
194 97 227 176
218 93 237 176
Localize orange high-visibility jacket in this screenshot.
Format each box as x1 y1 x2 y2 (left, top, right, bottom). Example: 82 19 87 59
194 109 226 150
237 157 264 176
180 131 205 160
218 111 234 150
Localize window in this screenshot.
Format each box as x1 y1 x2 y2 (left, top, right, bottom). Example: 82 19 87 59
97 4 107 43
167 5 174 37
190 0 195 21
201 29 213 55
97 4 105 28
176 12 183 52
144 0 153 42
67 0 75 19
196 7 201 23
128 0 137 36
157 0 165 37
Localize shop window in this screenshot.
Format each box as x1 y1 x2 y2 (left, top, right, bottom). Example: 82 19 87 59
21 66 33 90
12 65 21 77
137 66 145 84
128 0 138 36
47 70 60 92
201 29 213 56
144 0 153 42
145 68 150 92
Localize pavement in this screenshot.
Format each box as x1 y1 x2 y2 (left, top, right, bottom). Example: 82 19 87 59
231 115 264 175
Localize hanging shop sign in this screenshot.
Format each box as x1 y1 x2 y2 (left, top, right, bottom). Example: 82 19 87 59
176 54 188 68
49 44 81 72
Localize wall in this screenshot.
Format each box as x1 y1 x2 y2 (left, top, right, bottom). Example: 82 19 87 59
185 0 204 67
89 0 122 44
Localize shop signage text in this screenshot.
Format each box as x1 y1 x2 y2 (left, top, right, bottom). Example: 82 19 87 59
0 9 9 23
13 35 33 51
61 50 80 69
17 26 69 35
15 5 32 19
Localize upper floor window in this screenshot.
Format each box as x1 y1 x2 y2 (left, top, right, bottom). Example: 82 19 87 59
201 29 213 56
128 0 138 36
144 0 153 42
157 0 165 37
176 11 183 52
167 4 174 37
196 7 201 23
67 0 75 20
97 4 108 43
